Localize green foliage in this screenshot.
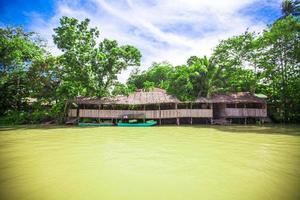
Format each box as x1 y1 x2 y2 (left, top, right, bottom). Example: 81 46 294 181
0 110 52 125
111 82 130 96
53 17 141 98
168 65 194 101
127 58 224 100
127 62 173 90
257 16 300 122
81 118 93 123
0 27 45 115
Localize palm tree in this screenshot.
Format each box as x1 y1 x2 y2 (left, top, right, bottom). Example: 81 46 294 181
294 0 300 16
187 56 224 98
281 0 295 17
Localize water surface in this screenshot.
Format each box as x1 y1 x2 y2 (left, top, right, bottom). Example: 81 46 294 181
0 125 300 200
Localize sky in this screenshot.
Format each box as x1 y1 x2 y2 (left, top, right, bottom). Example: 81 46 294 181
0 0 282 82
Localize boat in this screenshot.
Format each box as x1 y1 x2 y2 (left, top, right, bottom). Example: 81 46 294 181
78 122 114 127
117 120 157 127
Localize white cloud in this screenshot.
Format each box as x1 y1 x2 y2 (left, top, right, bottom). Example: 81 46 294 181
28 0 279 83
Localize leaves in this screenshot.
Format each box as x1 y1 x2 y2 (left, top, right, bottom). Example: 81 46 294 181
53 17 141 98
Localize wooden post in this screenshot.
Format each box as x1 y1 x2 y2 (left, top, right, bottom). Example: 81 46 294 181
265 103 267 118
111 105 114 123
76 104 80 123
244 104 247 125
190 102 193 125
211 103 213 124
98 104 101 123
159 104 161 125
175 103 179 125
82 104 86 122
143 105 146 123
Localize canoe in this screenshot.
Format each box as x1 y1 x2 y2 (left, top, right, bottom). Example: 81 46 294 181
78 122 114 127
117 121 157 127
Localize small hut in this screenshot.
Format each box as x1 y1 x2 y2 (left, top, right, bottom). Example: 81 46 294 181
210 92 267 124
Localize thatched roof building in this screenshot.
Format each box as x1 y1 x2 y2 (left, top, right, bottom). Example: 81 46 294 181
210 92 266 104
74 88 181 105
68 89 267 125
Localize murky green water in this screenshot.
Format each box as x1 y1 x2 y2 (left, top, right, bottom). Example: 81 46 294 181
0 125 300 200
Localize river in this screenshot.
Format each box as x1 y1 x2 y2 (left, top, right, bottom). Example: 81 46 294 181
0 125 299 200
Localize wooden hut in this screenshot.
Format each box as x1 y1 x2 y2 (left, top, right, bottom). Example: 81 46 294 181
68 88 213 125
210 92 267 124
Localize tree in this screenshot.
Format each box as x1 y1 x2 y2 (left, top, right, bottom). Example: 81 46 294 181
168 65 194 101
53 16 141 99
257 16 300 122
111 82 130 96
0 27 45 115
187 56 224 98
212 31 259 93
282 0 296 17
53 17 100 98
127 62 173 90
92 39 141 96
27 55 60 104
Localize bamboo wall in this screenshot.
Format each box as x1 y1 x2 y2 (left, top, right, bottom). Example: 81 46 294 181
68 109 213 118
68 109 77 118
223 108 267 117
68 108 267 119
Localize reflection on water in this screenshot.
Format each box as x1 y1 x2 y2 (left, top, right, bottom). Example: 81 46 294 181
0 126 300 200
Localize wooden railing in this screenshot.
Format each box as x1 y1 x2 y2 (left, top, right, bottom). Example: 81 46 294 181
68 109 77 117
68 109 213 118
223 108 267 117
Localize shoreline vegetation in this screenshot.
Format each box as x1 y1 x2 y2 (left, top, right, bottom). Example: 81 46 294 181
0 0 299 125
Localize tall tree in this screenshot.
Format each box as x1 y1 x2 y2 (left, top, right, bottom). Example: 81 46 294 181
257 16 300 122
0 27 44 115
212 31 259 93
53 16 141 99
92 39 141 96
187 56 224 98
53 17 100 98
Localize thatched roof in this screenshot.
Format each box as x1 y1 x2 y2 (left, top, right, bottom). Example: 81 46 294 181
210 92 266 104
73 90 265 105
118 88 181 105
74 96 121 105
194 97 210 103
74 88 181 105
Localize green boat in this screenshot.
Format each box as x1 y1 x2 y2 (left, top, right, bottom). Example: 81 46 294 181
78 122 114 127
117 120 157 127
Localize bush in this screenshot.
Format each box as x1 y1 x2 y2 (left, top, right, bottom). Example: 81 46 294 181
0 111 30 125
0 110 53 125
50 101 66 124
30 110 52 123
